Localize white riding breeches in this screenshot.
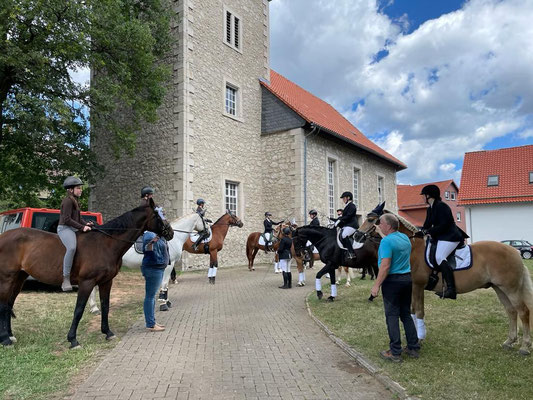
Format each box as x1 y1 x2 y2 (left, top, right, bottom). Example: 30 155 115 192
341 226 356 239
279 259 291 273
435 240 460 265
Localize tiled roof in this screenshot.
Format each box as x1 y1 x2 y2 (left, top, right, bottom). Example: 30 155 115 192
397 180 456 210
261 70 406 170
458 145 533 205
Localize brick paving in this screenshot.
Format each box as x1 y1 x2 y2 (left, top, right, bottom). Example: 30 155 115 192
72 265 393 399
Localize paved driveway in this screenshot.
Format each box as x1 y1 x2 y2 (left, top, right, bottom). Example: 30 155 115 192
73 265 392 399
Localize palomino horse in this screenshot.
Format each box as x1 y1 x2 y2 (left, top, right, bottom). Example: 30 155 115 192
121 213 205 309
357 206 533 355
0 199 173 348
181 211 243 284
292 226 381 301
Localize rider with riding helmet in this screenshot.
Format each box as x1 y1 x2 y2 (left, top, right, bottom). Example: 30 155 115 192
140 186 155 206
421 184 468 299
263 212 283 252
336 191 359 259
277 227 293 289
58 176 93 292
193 198 212 251
308 209 320 226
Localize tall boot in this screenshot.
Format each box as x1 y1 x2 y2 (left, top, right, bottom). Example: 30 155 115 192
279 272 288 289
287 272 292 289
192 235 203 251
436 260 456 299
342 237 355 259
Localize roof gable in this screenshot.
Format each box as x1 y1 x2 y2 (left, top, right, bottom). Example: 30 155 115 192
398 180 456 210
260 70 406 170
458 145 533 205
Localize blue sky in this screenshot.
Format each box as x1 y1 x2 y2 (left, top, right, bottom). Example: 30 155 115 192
269 0 533 185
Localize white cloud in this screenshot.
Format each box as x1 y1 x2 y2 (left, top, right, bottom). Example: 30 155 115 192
270 0 533 184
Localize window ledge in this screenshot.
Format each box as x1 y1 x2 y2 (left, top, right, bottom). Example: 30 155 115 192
223 112 243 123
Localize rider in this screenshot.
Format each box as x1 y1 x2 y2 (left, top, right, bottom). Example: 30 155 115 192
277 227 293 289
263 212 283 252
193 198 212 251
140 186 154 206
305 209 320 260
336 191 359 259
57 176 93 292
421 184 468 300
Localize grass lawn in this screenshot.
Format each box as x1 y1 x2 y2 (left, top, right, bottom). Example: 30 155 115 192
308 259 533 400
0 267 146 400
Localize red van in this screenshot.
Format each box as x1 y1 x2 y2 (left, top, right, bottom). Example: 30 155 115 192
0 207 103 234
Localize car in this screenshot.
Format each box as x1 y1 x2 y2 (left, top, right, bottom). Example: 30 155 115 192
500 240 533 260
0 207 104 281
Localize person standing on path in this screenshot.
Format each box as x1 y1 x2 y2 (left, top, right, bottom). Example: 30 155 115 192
371 213 420 362
277 227 293 289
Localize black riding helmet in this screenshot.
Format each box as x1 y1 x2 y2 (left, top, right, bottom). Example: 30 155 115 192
420 184 441 200
63 176 83 189
282 227 291 235
197 198 205 205
265 212 272 217
340 191 353 200
308 209 317 216
141 186 154 198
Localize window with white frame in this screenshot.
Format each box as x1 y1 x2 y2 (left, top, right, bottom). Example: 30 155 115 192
353 168 360 208
225 84 237 116
451 192 456 200
377 176 384 204
456 212 461 222
328 160 336 218
444 191 449 199
225 181 238 214
224 7 241 52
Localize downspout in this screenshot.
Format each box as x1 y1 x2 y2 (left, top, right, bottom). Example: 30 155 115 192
303 123 319 224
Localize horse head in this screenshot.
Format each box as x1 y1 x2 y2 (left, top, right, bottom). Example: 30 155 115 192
226 210 244 228
352 201 385 242
292 227 307 257
145 199 174 241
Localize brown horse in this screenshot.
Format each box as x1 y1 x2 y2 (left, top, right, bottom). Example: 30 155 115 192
0 199 173 348
246 223 286 271
182 211 243 283
357 206 533 355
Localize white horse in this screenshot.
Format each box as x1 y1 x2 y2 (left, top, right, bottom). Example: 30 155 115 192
88 213 204 313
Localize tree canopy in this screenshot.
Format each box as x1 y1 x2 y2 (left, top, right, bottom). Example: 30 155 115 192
0 0 171 209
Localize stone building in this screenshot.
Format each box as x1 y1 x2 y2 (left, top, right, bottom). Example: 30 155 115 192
90 0 406 269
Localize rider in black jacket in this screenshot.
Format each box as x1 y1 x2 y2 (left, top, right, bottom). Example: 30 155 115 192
277 227 293 289
264 212 283 251
337 191 359 258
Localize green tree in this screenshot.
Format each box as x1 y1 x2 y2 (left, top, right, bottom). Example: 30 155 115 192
0 0 171 209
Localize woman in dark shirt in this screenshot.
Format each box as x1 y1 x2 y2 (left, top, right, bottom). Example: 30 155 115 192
277 227 293 289
57 176 92 292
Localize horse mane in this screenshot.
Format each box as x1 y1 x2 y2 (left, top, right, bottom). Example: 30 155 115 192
213 212 229 225
384 209 418 233
97 207 141 234
169 213 197 228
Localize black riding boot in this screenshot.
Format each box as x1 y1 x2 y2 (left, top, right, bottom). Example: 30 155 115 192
279 272 288 289
287 272 292 289
436 260 456 299
193 234 204 251
342 236 355 259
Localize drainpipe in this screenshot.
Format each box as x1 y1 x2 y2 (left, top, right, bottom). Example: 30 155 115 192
303 124 318 224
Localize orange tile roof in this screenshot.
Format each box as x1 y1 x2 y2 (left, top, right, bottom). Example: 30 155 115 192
261 70 406 170
397 180 456 210
398 210 425 227
458 145 533 205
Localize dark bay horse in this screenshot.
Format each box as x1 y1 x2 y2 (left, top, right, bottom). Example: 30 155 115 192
292 226 380 301
0 199 173 348
182 211 243 283
357 207 533 355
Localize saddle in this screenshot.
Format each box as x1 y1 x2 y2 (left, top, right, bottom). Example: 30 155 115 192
425 240 472 271
336 229 364 251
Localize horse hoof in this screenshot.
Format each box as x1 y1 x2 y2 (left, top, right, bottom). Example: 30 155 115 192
166 301 172 308
69 342 81 350
160 304 169 312
519 348 530 356
106 334 117 341
317 290 323 300
9 336 17 343
327 296 335 302
90 308 101 315
1 338 13 346
502 343 514 351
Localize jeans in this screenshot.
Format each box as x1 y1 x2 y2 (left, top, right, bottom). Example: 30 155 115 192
141 265 165 328
382 273 420 355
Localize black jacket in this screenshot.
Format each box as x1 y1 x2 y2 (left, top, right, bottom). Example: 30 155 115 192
309 217 320 227
277 236 292 260
423 200 468 241
338 201 359 229
264 218 282 233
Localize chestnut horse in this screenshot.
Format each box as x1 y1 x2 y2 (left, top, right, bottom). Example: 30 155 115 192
357 206 533 355
181 211 243 284
246 223 286 271
0 199 173 348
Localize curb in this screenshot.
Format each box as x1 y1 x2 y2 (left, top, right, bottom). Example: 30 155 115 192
305 297 416 400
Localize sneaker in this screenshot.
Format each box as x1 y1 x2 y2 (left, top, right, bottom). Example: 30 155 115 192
402 347 420 359
147 325 165 332
380 349 402 363
155 323 165 328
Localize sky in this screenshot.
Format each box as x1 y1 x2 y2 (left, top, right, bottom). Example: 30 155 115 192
269 0 533 186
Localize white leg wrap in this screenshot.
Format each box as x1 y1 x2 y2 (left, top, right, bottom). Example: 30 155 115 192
411 313 416 328
274 262 278 273
207 268 213 278
316 278 322 291
212 267 217 277
299 272 305 283
331 284 337 297
417 318 426 340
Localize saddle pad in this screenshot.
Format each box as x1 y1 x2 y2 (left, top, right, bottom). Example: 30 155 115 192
305 241 319 254
425 241 473 270
134 236 144 254
336 229 364 250
258 234 275 246
190 227 212 244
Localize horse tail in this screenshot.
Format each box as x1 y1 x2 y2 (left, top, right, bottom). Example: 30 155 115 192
521 265 533 316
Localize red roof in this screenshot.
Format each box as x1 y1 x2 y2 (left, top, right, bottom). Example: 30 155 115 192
398 210 425 227
261 70 406 169
397 180 457 210
458 145 533 205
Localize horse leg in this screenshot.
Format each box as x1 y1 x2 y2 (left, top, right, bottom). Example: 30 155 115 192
159 262 174 311
5 271 28 344
248 247 258 271
98 279 116 341
88 286 100 315
296 257 305 287
411 283 427 341
171 267 177 284
66 280 94 349
328 269 337 301
492 286 518 350
345 267 352 287
315 264 333 300
360 266 366 280
0 302 11 346
208 253 218 284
